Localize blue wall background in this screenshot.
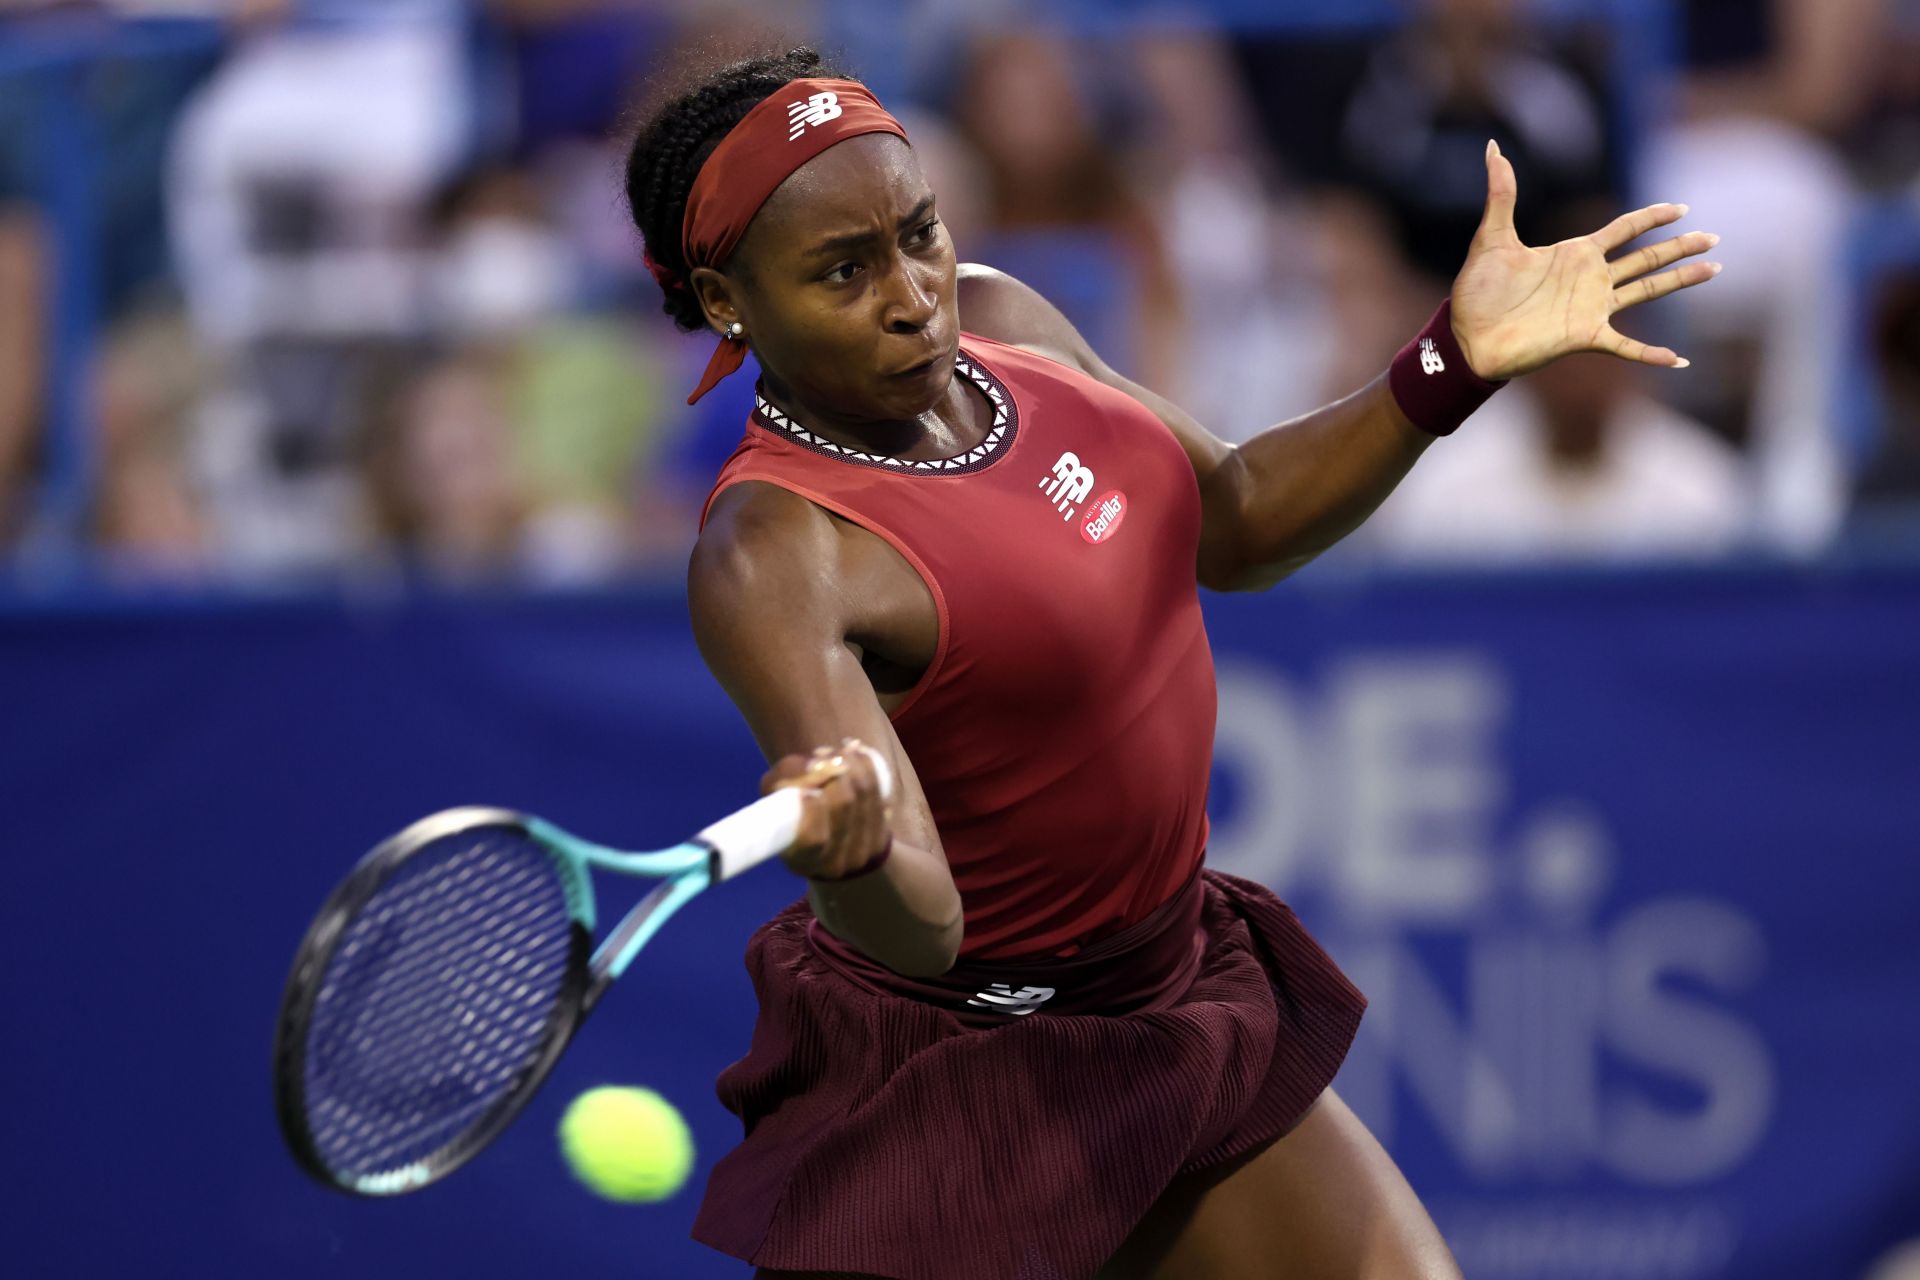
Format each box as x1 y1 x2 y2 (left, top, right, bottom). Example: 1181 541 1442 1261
2 570 1915 1278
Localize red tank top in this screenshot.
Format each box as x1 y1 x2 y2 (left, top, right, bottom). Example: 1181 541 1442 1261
700 335 1216 959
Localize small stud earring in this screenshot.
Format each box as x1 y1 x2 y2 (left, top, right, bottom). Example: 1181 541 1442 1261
724 321 745 341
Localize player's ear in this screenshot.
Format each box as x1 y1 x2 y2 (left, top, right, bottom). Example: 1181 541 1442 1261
690 266 742 337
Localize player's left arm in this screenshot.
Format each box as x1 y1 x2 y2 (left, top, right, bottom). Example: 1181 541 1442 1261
959 142 1721 591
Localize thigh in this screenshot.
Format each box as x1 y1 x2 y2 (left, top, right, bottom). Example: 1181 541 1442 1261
1101 1089 1461 1280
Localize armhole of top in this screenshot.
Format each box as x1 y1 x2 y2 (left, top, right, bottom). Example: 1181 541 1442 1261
701 474 952 725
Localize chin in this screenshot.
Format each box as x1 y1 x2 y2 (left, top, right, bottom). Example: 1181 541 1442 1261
886 363 955 418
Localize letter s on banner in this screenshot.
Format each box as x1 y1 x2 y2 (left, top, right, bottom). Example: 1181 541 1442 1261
1602 898 1775 1185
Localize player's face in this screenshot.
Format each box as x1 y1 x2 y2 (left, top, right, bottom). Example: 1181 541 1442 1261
723 134 959 423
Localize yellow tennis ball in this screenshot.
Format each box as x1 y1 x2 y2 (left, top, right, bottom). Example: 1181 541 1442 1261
557 1086 694 1203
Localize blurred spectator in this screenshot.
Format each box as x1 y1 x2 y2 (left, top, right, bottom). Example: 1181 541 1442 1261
161 0 475 574
88 307 213 579
424 164 578 343
1261 0 1619 397
1854 268 1920 509
484 0 675 309
1640 0 1892 555
166 1 469 347
1369 353 1748 564
0 207 43 547
1124 24 1330 438
420 159 691 577
359 352 529 583
353 316 689 586
0 13 220 551
948 27 1184 395
1336 0 1616 286
509 315 694 577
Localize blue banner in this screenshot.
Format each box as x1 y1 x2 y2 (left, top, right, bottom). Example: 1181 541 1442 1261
2 570 1915 1277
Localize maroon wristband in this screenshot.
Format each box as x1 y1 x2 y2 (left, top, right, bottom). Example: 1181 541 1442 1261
1387 298 1506 437
808 833 893 883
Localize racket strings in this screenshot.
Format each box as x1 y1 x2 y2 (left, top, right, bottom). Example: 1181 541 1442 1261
302 829 577 1178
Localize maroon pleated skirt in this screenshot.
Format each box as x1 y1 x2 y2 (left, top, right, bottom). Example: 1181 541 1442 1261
691 870 1366 1280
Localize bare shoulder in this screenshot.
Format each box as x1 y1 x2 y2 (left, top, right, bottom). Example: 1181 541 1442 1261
689 482 845 632
956 263 1104 376
695 481 834 574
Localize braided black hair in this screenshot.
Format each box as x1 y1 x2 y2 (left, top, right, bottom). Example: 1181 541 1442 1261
624 47 856 332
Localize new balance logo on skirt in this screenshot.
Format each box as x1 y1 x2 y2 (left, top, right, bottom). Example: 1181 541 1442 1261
966 984 1057 1015
1419 336 1446 375
787 91 844 140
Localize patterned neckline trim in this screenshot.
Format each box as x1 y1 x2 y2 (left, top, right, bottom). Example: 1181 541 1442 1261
751 350 1018 475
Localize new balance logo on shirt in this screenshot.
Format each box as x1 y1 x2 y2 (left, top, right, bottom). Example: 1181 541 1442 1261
787 91 844 140
1040 451 1095 520
1419 336 1446 375
966 984 1057 1015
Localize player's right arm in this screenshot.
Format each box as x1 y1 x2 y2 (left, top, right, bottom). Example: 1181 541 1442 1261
688 480 962 977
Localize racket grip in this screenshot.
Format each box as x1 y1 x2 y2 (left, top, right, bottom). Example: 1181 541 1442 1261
699 790 807 881
697 744 896 882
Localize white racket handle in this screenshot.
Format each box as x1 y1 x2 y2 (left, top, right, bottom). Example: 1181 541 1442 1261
697 744 895 881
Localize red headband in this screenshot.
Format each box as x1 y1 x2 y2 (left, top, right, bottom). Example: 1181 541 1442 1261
675 78 910 404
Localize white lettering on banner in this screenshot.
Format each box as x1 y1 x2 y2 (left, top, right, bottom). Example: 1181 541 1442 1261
1209 658 1775 1192
1601 901 1773 1185
1334 659 1505 922
1209 662 1317 885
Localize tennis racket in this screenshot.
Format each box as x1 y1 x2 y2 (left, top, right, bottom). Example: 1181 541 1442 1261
273 747 892 1197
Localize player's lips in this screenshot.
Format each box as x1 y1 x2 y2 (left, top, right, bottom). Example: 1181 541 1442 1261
885 334 953 380
887 354 942 379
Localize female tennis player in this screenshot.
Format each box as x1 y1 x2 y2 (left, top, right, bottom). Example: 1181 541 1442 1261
624 49 1717 1280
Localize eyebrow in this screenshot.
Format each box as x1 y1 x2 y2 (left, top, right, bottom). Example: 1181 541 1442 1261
804 195 937 259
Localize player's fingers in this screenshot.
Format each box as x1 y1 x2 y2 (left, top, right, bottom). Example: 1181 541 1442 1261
1598 323 1690 368
1611 259 1722 312
1608 230 1718 285
1590 201 1687 253
827 745 887 865
761 753 816 795
788 788 833 856
1474 139 1519 246
813 770 857 865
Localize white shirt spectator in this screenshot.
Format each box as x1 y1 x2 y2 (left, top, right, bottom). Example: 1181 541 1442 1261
1370 383 1750 564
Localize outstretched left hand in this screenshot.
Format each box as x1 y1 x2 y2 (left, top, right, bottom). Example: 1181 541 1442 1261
1449 140 1721 382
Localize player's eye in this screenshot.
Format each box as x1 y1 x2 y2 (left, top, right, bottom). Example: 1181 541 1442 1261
907 219 941 247
823 261 861 285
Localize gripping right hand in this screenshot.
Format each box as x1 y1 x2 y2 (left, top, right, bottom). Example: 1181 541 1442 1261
762 738 894 880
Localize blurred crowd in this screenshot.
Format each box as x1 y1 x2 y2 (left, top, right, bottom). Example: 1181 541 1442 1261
1 0 1918 588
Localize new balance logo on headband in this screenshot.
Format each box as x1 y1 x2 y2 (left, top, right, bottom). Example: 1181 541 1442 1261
787 91 845 140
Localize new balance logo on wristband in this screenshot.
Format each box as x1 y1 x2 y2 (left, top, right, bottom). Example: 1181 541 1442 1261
1389 300 1504 437
787 91 844 140
966 984 1057 1015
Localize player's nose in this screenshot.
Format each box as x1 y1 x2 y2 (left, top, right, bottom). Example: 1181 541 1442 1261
880 256 936 333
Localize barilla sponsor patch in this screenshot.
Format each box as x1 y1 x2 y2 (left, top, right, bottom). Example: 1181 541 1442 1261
1081 491 1128 544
